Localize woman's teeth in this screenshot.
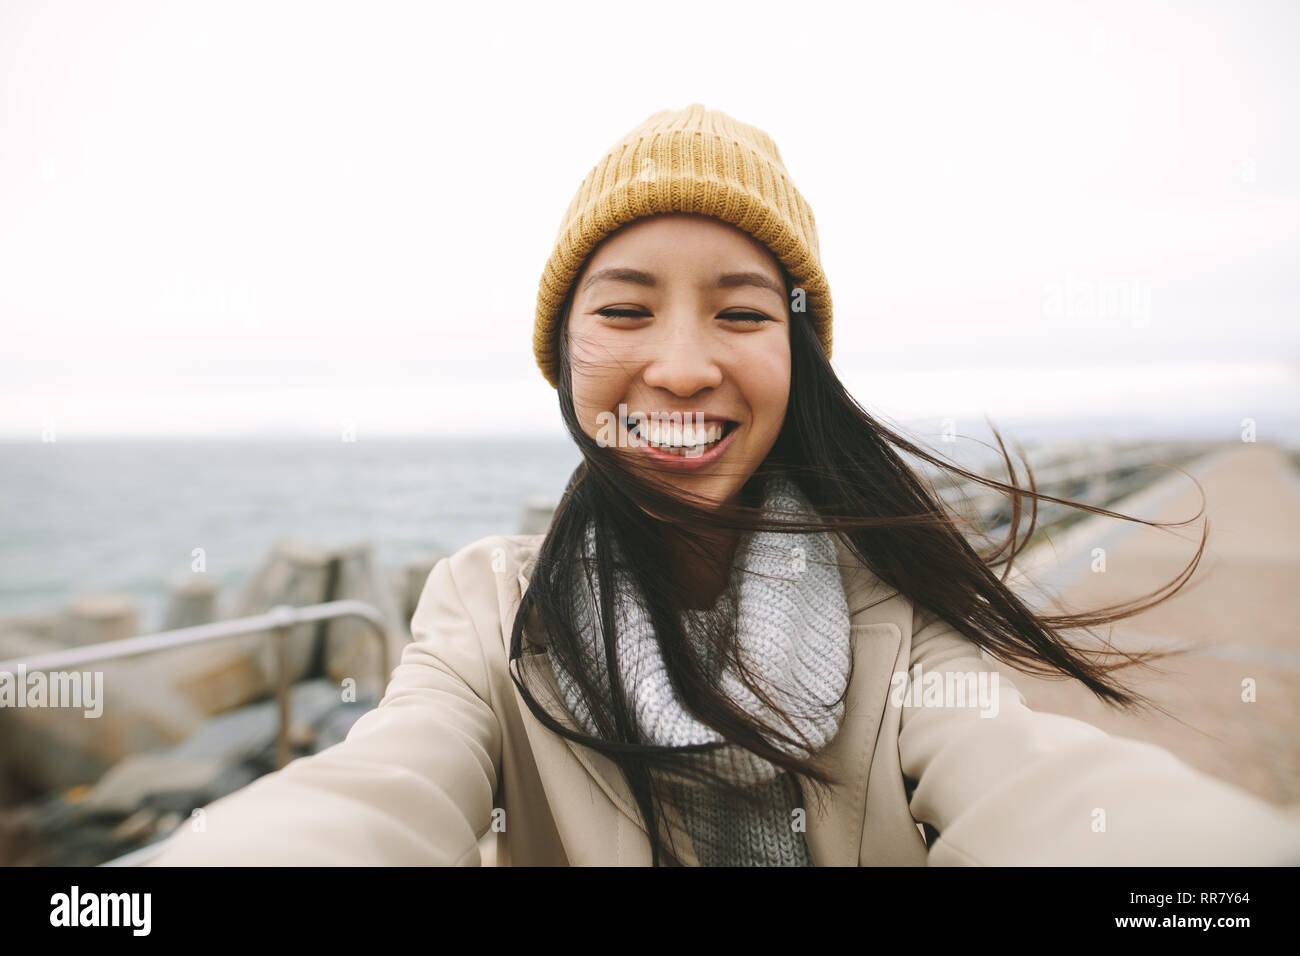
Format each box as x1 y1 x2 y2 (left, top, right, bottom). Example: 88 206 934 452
629 420 729 455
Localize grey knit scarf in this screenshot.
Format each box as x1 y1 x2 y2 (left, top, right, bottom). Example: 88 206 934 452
549 475 852 865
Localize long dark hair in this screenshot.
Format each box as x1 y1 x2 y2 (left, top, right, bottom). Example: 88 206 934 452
508 266 1205 867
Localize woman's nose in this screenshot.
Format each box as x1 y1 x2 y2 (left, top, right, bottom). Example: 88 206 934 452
639 319 724 395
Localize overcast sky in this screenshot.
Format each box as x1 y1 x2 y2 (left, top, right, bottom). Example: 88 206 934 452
1 0 1296 440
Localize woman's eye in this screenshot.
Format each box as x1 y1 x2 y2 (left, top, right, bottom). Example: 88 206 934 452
594 308 771 323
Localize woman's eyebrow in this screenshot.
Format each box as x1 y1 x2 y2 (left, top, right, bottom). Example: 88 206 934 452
581 267 657 292
715 270 785 298
580 267 785 298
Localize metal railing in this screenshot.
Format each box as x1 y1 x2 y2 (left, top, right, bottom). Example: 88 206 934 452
0 600 394 867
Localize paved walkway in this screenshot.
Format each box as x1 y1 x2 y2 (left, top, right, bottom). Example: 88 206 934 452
998 441 1300 807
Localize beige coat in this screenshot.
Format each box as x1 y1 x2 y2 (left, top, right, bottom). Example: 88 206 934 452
149 532 1300 866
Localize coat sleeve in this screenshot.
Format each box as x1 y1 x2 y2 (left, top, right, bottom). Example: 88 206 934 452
146 555 502 866
897 606 1300 865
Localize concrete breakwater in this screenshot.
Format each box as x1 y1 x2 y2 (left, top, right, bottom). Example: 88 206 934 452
0 496 558 866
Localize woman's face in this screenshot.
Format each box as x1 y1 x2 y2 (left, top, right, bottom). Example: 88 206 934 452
567 213 791 508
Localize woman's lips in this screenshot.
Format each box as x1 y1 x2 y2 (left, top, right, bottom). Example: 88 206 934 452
623 420 739 471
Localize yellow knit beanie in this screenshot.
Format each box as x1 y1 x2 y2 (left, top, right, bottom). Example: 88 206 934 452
533 103 833 390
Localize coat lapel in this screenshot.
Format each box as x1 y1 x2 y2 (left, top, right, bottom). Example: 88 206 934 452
802 620 904 865
505 555 698 864
507 533 902 867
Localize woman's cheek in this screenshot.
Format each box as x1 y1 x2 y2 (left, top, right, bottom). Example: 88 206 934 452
745 350 791 411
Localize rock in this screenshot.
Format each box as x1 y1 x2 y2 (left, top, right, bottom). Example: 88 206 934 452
9 679 375 865
142 761 260 816
147 540 341 717
236 540 336 690
161 692 280 765
287 720 315 750
286 678 353 731
152 811 183 837
163 678 345 765
313 701 373 752
0 806 37 866
54 592 139 647
0 610 58 643
323 543 407 698
144 642 269 717
110 808 159 843
79 755 230 816
0 629 204 792
162 573 219 631
399 553 447 625
74 753 261 822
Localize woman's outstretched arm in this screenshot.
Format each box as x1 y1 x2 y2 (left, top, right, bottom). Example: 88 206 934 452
897 607 1300 866
146 555 502 866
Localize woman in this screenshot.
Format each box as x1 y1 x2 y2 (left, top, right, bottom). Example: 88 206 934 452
151 104 1300 866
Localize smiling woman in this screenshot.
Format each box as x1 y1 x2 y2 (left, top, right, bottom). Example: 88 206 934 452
148 103 1300 868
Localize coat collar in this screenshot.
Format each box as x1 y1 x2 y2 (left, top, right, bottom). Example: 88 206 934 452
505 532 904 866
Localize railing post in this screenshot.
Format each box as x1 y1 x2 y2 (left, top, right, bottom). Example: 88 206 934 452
269 604 294 770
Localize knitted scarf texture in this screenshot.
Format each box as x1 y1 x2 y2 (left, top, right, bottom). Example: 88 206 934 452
548 475 852 866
